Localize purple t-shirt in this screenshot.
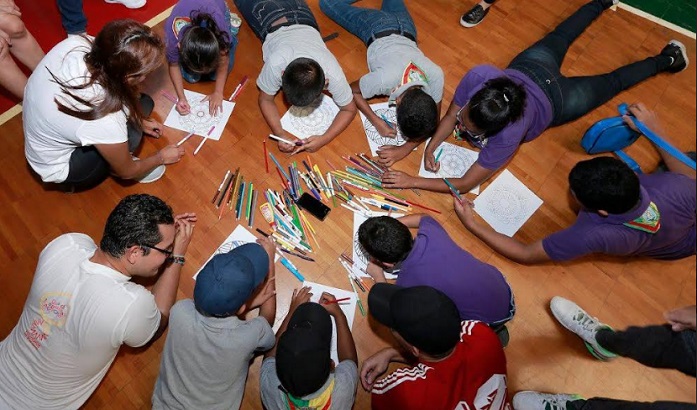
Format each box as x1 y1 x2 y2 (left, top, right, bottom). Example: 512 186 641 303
396 216 513 324
543 172 696 261
453 65 553 170
164 0 230 64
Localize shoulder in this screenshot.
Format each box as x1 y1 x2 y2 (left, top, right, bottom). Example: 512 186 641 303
41 233 96 257
372 362 434 395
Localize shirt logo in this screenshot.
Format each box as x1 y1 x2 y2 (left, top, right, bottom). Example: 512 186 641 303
623 201 661 234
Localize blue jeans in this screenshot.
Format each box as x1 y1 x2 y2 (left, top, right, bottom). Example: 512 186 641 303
56 0 87 34
507 1 671 127
181 6 239 83
234 0 319 42
567 326 695 409
319 0 417 46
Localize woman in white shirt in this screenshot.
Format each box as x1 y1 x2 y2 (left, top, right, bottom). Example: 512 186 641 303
23 19 184 191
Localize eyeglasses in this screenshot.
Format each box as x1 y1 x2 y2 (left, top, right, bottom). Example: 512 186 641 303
455 105 488 148
141 244 173 257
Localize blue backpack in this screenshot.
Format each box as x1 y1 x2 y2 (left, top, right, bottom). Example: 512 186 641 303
581 103 696 173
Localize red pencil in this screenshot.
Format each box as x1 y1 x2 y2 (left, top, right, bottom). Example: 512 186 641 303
276 167 289 190
263 140 270 173
320 297 351 305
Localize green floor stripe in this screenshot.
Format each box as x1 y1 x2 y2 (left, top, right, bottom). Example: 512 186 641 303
623 0 696 33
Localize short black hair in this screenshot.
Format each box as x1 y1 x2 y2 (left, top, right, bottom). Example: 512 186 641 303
282 58 325 107
468 77 526 135
358 217 413 264
396 88 439 141
179 12 231 75
569 157 641 214
100 194 174 257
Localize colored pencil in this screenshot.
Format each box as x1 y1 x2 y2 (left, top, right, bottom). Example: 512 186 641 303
246 183 254 221
212 170 231 204
268 152 291 181
379 113 395 129
347 275 366 316
161 90 178 104
320 297 351 305
228 75 249 101
249 190 258 227
194 136 208 155
442 177 462 201
269 134 303 146
176 131 195 147
263 140 269 173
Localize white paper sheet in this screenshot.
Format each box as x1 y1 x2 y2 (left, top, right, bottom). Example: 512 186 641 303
473 169 543 237
418 141 480 195
280 94 340 139
164 90 235 141
303 281 357 365
352 213 399 280
358 102 407 156
193 225 278 279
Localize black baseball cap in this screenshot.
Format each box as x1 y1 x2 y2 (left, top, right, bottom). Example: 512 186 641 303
369 283 461 356
276 302 333 397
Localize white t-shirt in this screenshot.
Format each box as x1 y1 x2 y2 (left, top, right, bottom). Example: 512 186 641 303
361 35 444 103
0 233 161 409
256 25 353 107
23 36 128 183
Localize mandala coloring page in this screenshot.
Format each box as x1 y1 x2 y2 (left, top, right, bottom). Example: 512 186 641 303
473 169 543 237
280 94 340 139
418 141 481 194
164 90 235 140
359 102 407 156
193 225 278 279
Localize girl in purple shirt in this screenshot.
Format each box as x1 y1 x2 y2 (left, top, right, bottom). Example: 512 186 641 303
382 0 688 195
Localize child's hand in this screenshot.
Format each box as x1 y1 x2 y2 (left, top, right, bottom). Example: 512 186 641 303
453 196 476 228
176 98 191 116
373 119 397 139
203 92 224 116
291 135 326 154
382 170 416 189
424 148 440 173
319 292 344 318
377 144 411 167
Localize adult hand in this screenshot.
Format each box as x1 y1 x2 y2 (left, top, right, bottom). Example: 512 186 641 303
319 292 344 318
172 213 196 255
291 135 326 154
360 348 396 391
158 145 185 164
256 235 277 260
289 286 313 313
377 145 410 168
142 118 163 138
175 98 191 116
203 92 224 116
665 305 697 331
453 196 476 228
0 0 21 17
277 134 300 153
424 147 440 173
382 170 416 189
623 103 664 134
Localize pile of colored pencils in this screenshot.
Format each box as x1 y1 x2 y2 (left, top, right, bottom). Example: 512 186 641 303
211 168 259 227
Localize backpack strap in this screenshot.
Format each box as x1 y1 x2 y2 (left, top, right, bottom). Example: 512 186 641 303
614 150 642 174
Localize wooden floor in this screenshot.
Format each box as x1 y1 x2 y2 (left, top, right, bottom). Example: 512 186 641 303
1 0 695 408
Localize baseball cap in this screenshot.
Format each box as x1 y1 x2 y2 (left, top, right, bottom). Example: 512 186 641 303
194 243 269 317
368 283 461 356
276 302 333 397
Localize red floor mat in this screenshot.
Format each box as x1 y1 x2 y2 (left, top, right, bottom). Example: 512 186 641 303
1 0 174 113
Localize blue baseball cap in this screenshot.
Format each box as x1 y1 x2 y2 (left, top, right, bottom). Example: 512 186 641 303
194 243 269 317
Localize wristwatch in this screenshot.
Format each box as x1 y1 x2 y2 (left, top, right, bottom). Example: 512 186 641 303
171 255 186 265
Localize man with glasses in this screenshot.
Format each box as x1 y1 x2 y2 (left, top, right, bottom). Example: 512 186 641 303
0 194 196 409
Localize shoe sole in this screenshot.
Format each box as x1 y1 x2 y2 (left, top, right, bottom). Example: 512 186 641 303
138 165 166 183
460 18 483 28
669 40 689 72
104 0 146 8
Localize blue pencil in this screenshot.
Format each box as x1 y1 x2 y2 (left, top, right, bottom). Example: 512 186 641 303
269 152 291 181
379 113 395 129
442 177 462 201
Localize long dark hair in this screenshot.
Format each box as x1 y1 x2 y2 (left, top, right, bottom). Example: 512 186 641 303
51 20 164 125
179 11 231 75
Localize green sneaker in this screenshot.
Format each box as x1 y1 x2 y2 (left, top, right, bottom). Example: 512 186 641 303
513 391 584 410
550 296 618 360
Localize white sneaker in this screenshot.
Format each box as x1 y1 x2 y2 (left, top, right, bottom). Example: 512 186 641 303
104 0 146 9
513 391 584 410
132 157 166 183
550 296 617 360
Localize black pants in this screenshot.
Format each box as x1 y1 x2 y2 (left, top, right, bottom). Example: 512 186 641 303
61 94 154 192
507 0 671 127
569 326 696 409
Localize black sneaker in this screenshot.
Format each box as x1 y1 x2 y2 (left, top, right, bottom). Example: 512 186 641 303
661 40 689 73
460 4 490 28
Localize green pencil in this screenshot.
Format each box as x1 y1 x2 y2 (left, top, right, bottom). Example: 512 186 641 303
246 183 254 220
435 147 444 164
348 274 366 316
